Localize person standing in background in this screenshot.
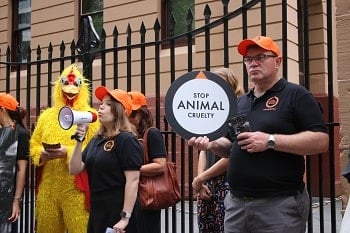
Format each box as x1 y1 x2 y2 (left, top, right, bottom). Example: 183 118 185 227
70 86 145 233
0 93 29 233
128 91 167 233
192 67 243 233
188 36 329 233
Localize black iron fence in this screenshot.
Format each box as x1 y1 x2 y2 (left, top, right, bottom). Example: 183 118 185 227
0 0 340 232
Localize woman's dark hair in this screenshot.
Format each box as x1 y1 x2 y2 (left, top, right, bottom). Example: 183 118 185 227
8 106 28 130
134 106 153 138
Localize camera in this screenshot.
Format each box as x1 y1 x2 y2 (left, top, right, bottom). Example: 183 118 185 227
228 114 251 137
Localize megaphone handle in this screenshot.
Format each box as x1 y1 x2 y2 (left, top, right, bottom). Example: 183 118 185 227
71 133 85 142
72 124 87 142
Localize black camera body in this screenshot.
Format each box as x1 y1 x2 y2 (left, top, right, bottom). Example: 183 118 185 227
228 114 251 137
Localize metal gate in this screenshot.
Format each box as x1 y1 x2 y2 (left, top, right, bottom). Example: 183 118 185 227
0 0 339 232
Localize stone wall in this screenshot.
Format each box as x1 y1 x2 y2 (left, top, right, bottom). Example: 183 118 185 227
336 0 350 213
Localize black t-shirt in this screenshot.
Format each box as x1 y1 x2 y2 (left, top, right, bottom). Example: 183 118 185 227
16 125 30 161
227 78 328 198
144 127 167 163
82 131 143 201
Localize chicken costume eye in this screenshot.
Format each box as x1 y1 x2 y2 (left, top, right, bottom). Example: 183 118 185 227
61 77 69 85
75 78 82 87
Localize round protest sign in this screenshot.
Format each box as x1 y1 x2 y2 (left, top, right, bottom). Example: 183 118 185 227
165 70 237 140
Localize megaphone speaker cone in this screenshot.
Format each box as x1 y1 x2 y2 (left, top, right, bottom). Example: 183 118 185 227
58 106 98 130
59 106 74 130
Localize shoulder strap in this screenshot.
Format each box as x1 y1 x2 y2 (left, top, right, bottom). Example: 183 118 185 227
141 128 151 164
141 127 167 164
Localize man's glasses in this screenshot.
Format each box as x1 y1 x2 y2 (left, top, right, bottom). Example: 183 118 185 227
243 54 277 64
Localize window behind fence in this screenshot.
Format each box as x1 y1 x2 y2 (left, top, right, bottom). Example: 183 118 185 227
12 0 31 62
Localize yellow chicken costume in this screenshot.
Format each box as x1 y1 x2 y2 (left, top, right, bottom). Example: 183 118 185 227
30 64 99 233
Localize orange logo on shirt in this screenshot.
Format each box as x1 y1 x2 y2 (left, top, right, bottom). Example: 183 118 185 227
265 96 279 110
104 140 115 151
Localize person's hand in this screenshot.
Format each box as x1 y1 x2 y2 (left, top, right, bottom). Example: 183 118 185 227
192 175 205 192
113 218 129 233
40 146 67 161
8 198 21 222
198 184 212 200
73 124 88 142
237 131 270 153
188 136 211 151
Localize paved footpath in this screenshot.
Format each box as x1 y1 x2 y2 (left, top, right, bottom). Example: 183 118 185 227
311 197 343 233
161 197 343 233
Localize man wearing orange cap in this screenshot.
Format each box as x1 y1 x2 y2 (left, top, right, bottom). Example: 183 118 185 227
70 86 145 233
188 36 329 233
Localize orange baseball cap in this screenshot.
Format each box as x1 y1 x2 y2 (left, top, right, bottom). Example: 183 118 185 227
0 93 19 111
237 36 280 56
128 91 147 111
95 86 132 116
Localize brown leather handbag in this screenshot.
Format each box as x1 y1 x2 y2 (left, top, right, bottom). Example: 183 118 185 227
138 128 181 210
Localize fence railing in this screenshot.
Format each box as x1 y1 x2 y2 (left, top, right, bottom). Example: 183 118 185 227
0 0 339 232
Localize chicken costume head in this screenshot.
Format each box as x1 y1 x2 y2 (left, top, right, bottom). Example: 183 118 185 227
30 64 99 233
55 63 90 109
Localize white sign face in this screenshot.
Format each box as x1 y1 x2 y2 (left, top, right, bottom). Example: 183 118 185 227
172 79 229 134
165 70 237 140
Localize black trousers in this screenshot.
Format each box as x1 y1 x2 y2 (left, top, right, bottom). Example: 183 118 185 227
143 209 161 233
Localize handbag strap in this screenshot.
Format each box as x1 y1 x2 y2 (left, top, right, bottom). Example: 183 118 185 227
141 127 151 165
141 127 167 165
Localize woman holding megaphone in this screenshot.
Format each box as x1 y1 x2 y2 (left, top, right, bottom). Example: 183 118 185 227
70 86 145 233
